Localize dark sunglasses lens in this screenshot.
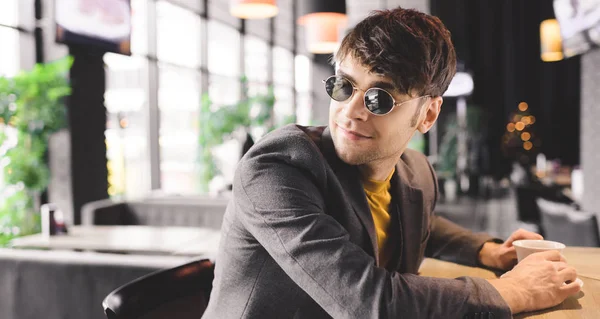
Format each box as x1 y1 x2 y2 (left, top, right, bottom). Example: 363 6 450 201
325 76 353 101
364 88 394 115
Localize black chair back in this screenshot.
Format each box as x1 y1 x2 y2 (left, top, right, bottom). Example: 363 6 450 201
538 198 600 247
103 259 214 319
516 186 542 223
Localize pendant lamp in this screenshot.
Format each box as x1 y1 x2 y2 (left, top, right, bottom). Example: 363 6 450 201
540 19 564 62
230 0 278 19
297 0 347 54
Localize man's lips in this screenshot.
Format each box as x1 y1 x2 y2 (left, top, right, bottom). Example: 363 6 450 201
337 125 372 139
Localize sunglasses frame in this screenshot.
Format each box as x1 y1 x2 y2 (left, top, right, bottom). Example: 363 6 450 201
322 75 431 116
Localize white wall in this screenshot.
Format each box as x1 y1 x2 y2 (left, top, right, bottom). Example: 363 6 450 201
580 49 600 212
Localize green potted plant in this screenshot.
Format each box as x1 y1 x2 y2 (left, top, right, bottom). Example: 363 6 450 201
437 113 459 201
198 77 295 193
436 105 485 200
0 57 72 246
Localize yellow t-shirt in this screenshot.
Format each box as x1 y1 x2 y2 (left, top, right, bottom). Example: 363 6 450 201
362 169 395 266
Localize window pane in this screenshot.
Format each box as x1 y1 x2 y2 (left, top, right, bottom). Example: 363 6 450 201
130 0 148 55
0 0 18 27
244 36 269 83
295 55 313 126
156 0 202 68
274 86 294 126
273 47 294 86
295 55 312 93
296 93 313 126
158 63 202 194
209 74 241 108
208 20 240 76
104 53 150 198
247 82 268 97
0 26 20 78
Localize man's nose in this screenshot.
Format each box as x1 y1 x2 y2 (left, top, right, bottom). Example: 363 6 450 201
342 90 369 121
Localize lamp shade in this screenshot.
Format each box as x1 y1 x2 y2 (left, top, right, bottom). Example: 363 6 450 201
297 0 347 54
540 19 564 62
230 0 278 19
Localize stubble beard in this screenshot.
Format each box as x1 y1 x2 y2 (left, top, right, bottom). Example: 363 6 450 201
333 134 384 166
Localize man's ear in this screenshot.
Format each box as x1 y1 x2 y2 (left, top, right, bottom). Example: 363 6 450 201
417 96 443 134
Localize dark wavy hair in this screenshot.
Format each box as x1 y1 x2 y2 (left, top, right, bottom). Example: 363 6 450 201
333 7 457 98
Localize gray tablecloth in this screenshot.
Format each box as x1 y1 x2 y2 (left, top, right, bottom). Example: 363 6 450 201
0 248 193 319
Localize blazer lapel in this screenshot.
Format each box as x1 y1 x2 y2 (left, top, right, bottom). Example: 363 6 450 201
319 128 379 264
390 160 425 274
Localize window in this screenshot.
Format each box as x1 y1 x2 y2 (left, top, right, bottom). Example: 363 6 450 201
156 1 202 68
1 0 324 199
0 26 20 78
0 0 35 201
208 20 241 107
208 20 240 77
103 0 152 199
274 47 294 86
104 53 150 198
245 36 269 81
0 0 18 27
244 35 269 100
295 55 313 125
130 0 148 55
273 47 295 125
0 26 18 195
158 64 202 194
98 1 316 196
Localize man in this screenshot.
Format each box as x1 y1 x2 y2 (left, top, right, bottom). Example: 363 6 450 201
203 7 580 319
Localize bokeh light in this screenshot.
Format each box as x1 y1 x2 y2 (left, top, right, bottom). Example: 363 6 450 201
518 102 529 112
515 122 525 131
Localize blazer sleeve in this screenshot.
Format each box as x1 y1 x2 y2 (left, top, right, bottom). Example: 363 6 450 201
234 132 511 319
425 215 503 267
423 158 504 267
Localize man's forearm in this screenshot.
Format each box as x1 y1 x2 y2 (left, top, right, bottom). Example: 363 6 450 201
426 216 502 266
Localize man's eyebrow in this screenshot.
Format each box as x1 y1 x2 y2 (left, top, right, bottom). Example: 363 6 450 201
369 80 396 92
336 70 356 83
336 70 397 92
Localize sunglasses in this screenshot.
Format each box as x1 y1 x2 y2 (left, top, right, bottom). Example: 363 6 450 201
323 75 430 116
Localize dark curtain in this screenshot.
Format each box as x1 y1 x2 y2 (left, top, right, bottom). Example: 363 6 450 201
431 0 581 179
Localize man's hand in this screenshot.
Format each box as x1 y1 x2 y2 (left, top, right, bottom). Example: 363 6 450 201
487 250 581 314
478 228 543 270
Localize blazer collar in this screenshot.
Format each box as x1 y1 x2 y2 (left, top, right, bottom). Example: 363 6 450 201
389 159 425 273
321 127 379 263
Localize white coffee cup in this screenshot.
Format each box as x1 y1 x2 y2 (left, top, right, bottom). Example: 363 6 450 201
513 239 566 262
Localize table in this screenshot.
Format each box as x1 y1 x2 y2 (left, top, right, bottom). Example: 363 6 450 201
9 225 221 257
419 247 600 318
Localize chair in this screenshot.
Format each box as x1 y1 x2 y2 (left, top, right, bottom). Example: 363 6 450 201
81 197 228 229
515 186 542 224
103 259 215 319
515 184 576 235
537 198 600 247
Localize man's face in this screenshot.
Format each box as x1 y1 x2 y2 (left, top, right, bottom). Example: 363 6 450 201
329 56 427 166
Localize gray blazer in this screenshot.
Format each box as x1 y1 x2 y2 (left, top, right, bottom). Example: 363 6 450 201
203 125 511 319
